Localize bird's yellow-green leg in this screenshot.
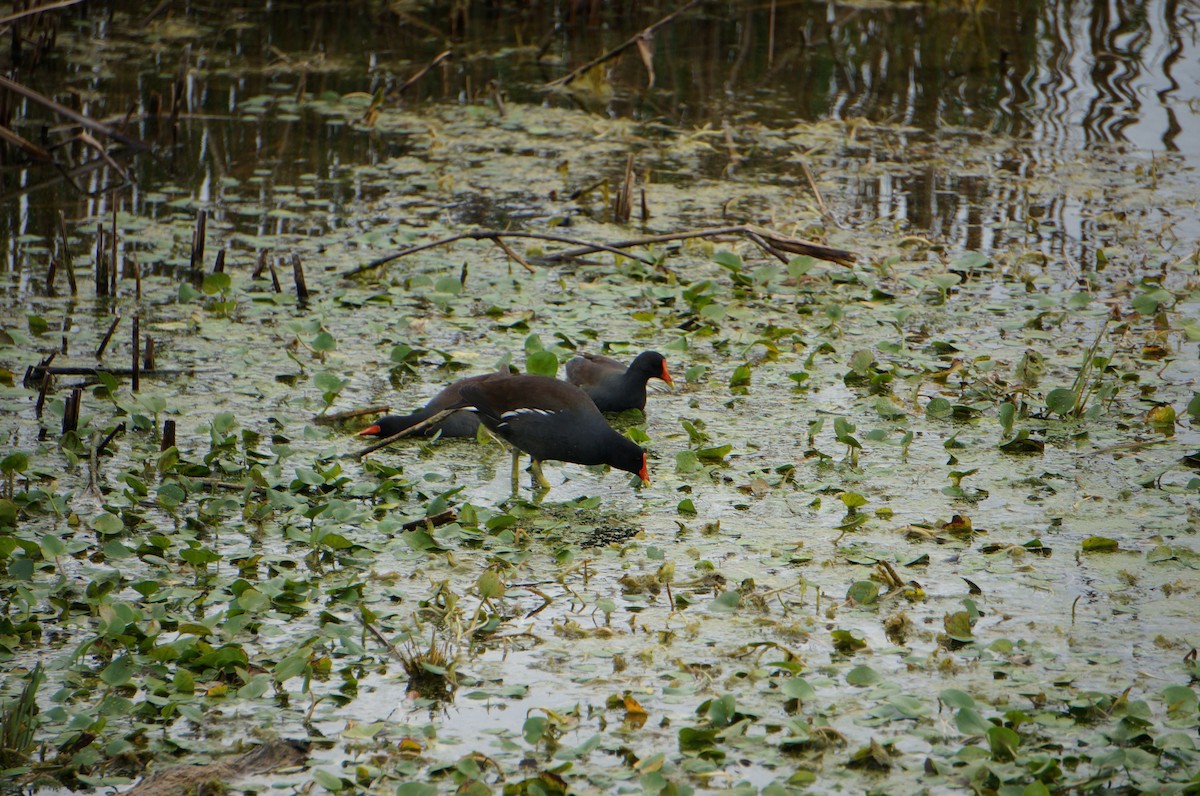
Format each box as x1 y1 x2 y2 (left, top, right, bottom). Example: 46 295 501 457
530 459 551 491
509 448 521 495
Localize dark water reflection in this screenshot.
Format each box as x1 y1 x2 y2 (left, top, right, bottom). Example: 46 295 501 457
0 0 1196 280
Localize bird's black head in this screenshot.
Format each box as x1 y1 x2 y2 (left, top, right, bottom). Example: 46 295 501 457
608 436 649 484
630 351 673 386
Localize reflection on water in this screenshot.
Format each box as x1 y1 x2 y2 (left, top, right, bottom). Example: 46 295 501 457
0 0 1196 280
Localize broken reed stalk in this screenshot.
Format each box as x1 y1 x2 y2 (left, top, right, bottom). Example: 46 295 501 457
35 370 51 418
161 419 176 451
131 315 140 392
58 211 77 295
312 405 392 425
131 252 141 299
268 257 282 292
292 254 309 300
353 408 457 457
614 153 634 223
45 251 58 293
94 224 107 297
252 250 267 279
96 316 120 359
213 248 226 274
97 422 125 455
547 0 703 87
190 209 206 273
62 388 81 434
798 159 834 226
143 336 156 371
110 200 118 294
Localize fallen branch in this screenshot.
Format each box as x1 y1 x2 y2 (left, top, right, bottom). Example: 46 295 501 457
547 0 703 87
353 408 457 457
344 230 655 278
536 224 857 267
345 224 855 278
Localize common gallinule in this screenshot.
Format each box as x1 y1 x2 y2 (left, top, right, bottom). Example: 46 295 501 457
452 373 648 489
357 373 505 439
564 351 674 412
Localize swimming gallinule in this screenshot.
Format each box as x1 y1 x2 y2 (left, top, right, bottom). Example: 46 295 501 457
452 373 648 489
357 373 505 439
565 351 674 412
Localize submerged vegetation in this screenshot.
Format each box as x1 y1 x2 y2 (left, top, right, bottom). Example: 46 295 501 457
1 0 1199 794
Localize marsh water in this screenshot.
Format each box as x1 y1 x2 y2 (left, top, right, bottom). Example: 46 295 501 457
2 1 1200 794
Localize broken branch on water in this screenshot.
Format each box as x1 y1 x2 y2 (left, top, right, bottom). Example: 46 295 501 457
353 408 457 457
343 229 657 277
344 223 856 278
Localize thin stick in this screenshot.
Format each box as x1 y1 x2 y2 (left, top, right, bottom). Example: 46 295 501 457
97 423 126 455
110 200 119 295
390 50 453 99
799 159 834 226
77 131 133 186
58 211 77 295
35 369 52 418
745 230 789 264
213 248 226 274
548 0 703 87
0 74 149 151
46 252 58 293
28 365 190 378
345 230 655 277
143 336 156 371
96 316 120 359
292 254 309 300
161 419 176 451
361 619 407 666
539 224 856 267
491 237 536 273
615 153 634 222
268 257 282 292
94 224 107 297
190 209 206 273
354 408 457 457
0 0 85 26
311 405 392 425
0 122 52 161
131 316 140 392
131 252 141 300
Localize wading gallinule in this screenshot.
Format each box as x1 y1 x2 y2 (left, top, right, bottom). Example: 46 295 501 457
452 373 648 490
357 373 506 440
564 351 674 412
